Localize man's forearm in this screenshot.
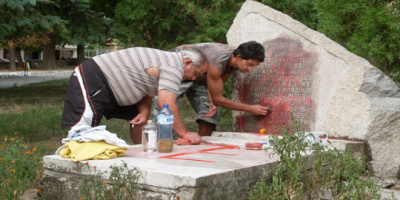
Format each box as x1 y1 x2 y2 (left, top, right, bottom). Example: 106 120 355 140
212 93 269 116
213 95 251 112
171 107 188 137
159 103 187 137
136 96 153 116
157 90 188 137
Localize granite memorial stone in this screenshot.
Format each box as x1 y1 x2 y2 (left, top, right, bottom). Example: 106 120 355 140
227 0 400 180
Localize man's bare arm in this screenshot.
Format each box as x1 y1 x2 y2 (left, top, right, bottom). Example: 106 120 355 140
128 95 153 126
157 90 201 144
207 64 269 115
137 96 153 115
201 89 218 117
201 72 232 118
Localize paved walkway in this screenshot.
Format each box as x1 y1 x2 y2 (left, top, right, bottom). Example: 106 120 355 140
0 69 73 89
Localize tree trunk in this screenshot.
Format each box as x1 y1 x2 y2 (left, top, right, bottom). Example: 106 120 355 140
8 41 16 71
77 44 85 64
42 32 58 70
15 47 24 69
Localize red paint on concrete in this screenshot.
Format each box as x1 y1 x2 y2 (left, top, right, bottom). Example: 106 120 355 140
158 145 240 163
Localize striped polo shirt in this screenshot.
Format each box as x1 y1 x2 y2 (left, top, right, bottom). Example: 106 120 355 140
93 47 184 106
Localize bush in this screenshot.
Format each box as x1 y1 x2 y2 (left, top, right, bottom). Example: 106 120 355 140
80 161 142 200
0 133 42 200
249 114 381 200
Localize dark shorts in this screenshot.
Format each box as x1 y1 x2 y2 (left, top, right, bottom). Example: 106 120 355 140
61 59 138 130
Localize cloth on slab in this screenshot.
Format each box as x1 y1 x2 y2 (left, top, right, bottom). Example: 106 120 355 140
59 140 128 162
63 125 129 148
55 125 130 161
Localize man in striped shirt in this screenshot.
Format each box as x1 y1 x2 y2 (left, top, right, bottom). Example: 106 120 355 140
61 47 207 145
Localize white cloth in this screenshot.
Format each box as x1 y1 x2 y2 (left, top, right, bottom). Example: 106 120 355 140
304 131 329 145
55 125 129 155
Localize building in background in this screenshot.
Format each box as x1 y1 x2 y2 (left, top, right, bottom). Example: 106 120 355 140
0 40 117 65
0 45 77 61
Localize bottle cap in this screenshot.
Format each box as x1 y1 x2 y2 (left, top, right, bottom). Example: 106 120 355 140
147 120 153 124
163 104 169 108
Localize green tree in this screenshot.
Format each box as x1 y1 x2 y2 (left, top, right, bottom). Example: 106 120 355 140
40 0 110 69
259 0 318 29
114 0 243 50
62 0 110 64
0 0 62 71
90 0 121 18
313 0 400 81
258 0 400 85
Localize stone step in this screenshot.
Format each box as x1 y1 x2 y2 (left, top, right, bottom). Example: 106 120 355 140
208 132 368 157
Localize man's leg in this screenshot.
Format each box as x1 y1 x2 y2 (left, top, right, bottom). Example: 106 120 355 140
185 82 219 137
62 60 107 132
130 124 142 144
198 120 216 137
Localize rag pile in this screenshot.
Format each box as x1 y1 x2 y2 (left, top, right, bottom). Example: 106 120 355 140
57 126 129 162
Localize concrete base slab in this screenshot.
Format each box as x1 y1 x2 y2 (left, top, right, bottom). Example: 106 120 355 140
41 133 367 200
208 132 368 156
42 141 280 200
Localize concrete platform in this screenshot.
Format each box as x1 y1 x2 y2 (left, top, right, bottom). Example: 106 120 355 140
206 132 369 157
41 132 367 200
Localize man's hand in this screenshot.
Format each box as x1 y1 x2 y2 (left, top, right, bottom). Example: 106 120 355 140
248 104 271 115
182 131 201 145
201 102 218 117
128 113 148 126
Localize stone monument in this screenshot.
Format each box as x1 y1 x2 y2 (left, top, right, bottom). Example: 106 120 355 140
227 0 400 180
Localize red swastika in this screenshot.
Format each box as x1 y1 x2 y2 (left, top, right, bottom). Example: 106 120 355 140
158 144 240 163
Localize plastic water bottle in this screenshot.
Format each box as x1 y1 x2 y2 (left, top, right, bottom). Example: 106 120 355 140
142 120 157 152
157 104 174 153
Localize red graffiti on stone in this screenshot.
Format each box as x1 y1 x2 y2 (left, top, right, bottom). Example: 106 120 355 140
235 35 318 133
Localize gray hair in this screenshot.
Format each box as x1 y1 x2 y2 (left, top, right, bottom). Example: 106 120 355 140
181 49 207 67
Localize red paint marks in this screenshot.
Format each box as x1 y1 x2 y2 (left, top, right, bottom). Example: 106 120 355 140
158 145 240 163
235 36 318 133
164 157 216 163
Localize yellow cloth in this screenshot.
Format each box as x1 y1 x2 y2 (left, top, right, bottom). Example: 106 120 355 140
59 141 128 162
